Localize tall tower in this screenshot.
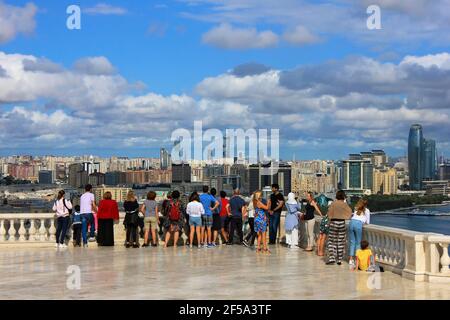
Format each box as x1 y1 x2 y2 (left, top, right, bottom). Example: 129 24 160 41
423 139 437 181
408 124 423 190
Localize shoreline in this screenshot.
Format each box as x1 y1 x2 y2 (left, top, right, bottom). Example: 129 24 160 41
372 202 450 214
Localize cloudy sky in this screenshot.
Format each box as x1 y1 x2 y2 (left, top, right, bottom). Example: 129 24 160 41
0 0 449 160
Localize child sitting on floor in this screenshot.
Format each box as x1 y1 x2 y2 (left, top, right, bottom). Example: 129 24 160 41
355 240 374 272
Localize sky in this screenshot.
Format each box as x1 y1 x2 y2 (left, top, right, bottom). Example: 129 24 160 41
0 0 450 161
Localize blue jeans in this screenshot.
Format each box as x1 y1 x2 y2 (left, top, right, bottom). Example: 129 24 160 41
269 212 281 244
56 216 70 244
81 213 95 244
348 219 363 257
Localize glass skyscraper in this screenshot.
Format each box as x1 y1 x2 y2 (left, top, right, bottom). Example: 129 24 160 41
408 124 423 190
408 124 437 190
423 139 437 180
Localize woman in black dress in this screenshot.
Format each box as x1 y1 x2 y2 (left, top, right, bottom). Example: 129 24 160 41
123 191 140 248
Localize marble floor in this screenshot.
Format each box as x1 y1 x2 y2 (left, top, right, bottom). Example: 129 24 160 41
0 244 449 300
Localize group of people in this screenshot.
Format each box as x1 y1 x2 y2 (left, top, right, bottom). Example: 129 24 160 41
52 184 377 271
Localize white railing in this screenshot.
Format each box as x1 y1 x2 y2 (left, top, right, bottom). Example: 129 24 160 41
1 212 449 282
0 213 128 244
277 214 450 283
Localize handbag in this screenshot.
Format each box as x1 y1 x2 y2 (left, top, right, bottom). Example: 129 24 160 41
63 199 73 215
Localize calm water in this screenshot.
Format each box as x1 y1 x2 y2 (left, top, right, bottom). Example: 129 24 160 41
371 204 450 236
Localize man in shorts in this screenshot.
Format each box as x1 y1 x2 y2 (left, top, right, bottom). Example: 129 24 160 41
199 185 219 248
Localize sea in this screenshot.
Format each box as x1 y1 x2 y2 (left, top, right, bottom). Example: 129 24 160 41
371 204 450 236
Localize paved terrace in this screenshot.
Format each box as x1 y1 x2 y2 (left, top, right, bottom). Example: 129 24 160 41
1 245 449 300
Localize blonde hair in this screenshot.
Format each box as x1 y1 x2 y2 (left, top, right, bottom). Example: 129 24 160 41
252 190 262 208
355 199 368 216
126 190 135 202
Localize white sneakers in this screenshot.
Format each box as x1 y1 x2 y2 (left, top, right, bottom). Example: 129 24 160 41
349 259 355 270
55 243 68 249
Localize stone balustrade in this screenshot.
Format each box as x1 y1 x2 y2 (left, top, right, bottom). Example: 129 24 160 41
0 212 449 283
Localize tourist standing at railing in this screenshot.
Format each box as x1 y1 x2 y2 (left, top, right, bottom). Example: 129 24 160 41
164 190 184 248
52 190 73 248
199 186 220 248
218 190 230 244
140 191 159 247
123 191 140 248
301 192 323 252
267 184 285 245
253 190 270 254
186 191 204 249
96 191 119 247
211 188 222 246
228 188 247 246
326 190 352 265
285 193 301 249
243 194 256 247
80 184 98 247
348 199 371 270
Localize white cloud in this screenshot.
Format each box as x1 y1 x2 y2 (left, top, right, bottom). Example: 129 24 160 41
84 3 128 15
1 50 450 155
0 52 127 109
283 25 320 45
0 2 37 44
202 23 279 49
401 53 450 70
183 0 450 47
73 56 116 75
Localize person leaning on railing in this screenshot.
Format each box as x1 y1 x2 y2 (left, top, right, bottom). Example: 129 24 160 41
325 190 352 265
52 190 73 249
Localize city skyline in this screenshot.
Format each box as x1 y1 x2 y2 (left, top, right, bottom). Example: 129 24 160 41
1 1 450 160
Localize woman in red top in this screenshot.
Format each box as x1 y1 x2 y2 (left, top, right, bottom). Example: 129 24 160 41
219 191 230 244
96 191 120 246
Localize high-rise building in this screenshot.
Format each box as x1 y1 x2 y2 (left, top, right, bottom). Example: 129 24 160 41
230 164 250 194
93 187 130 203
342 159 373 194
38 170 54 184
373 168 398 195
249 162 291 194
171 163 191 184
105 171 127 186
423 139 437 181
89 172 105 186
160 148 171 170
68 163 85 188
372 150 388 168
408 124 424 190
408 124 437 190
439 162 450 181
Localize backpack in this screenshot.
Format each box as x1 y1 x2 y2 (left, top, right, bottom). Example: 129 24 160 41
161 199 170 217
168 200 181 221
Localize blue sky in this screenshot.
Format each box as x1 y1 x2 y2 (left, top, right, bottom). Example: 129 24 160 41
1 0 450 161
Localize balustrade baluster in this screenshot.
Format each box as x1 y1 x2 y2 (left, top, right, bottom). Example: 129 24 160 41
49 218 56 241
9 219 16 241
29 218 37 241
18 219 26 242
439 243 450 274
0 220 5 242
38 218 47 241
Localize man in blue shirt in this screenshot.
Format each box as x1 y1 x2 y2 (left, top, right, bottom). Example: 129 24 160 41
199 186 219 248
228 188 247 245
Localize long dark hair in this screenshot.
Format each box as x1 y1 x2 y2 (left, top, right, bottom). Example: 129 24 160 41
189 191 199 202
57 190 65 200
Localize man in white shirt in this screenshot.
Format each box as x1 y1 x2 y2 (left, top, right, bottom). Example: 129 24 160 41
80 184 98 246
